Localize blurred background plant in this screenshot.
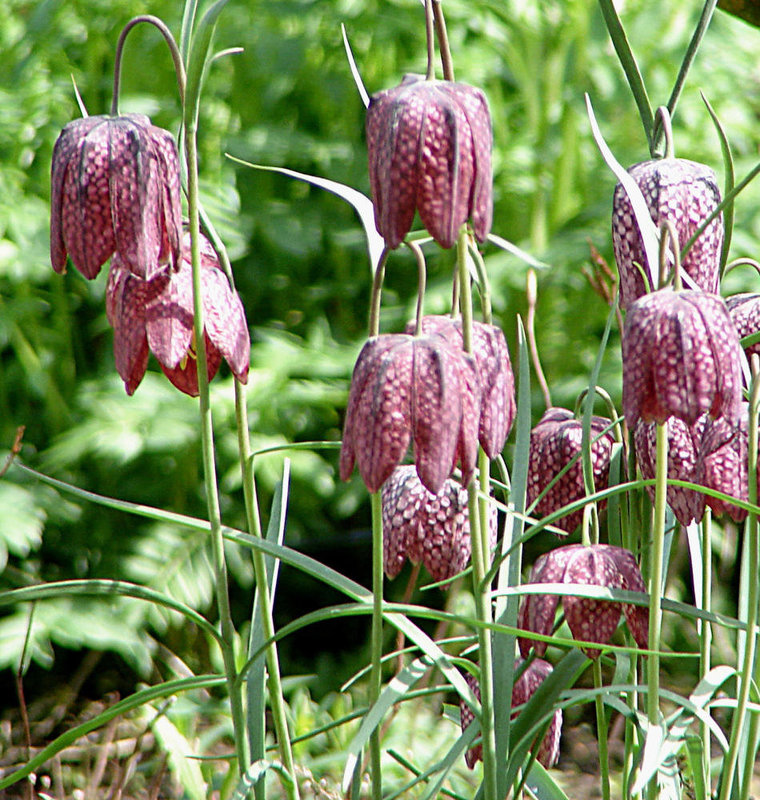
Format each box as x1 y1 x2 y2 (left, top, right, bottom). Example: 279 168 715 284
3 0 760 796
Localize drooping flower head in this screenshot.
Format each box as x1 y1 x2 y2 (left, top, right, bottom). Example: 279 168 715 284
106 231 250 396
612 158 722 309
381 465 496 582
366 75 492 249
526 408 615 535
622 289 743 430
460 659 562 769
518 544 649 659
726 293 760 362
339 330 480 494
51 113 182 280
407 315 516 457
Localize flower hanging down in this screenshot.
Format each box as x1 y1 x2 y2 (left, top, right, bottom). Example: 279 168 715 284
621 289 743 430
366 75 493 249
526 408 615 535
381 465 496 582
611 157 722 309
51 113 182 280
460 659 562 769
407 315 516 458
106 231 250 396
339 330 480 494
518 544 649 659
726 293 760 362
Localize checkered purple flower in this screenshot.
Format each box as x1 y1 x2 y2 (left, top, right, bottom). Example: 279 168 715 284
51 114 182 280
612 158 722 309
381 465 496 582
106 231 250 396
622 289 743 430
460 658 562 769
518 545 648 659
339 330 480 494
726 293 760 362
366 75 492 249
526 408 615 534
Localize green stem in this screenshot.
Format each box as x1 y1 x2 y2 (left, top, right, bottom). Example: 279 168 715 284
720 365 760 800
369 249 389 338
593 659 611 800
111 15 186 115
699 510 712 793
369 491 384 800
457 228 496 799
432 0 454 81
646 421 668 800
184 108 248 781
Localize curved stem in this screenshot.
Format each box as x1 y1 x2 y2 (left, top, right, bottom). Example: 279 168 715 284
432 0 455 82
111 15 186 115
526 268 552 410
653 106 675 160
659 219 682 290
369 248 390 338
468 238 493 324
406 240 427 335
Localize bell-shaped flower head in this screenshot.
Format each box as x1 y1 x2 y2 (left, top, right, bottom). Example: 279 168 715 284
107 231 250 396
518 544 649 659
366 75 492 249
51 113 182 280
340 330 480 494
622 289 743 430
612 158 722 309
460 658 562 769
526 408 615 534
381 465 496 582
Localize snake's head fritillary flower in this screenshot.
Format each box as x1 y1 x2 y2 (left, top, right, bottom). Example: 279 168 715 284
460 658 562 769
726 293 760 362
106 231 250 396
633 417 705 527
612 158 722 309
339 331 479 494
366 75 492 249
622 289 743 430
526 408 615 534
518 544 648 659
696 410 749 523
381 465 496 582
51 114 182 280
409 315 516 458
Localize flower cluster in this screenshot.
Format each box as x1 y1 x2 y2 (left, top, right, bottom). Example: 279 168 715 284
51 113 250 396
340 314 515 495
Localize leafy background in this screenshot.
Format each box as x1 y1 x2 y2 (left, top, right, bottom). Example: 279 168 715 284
2 0 760 759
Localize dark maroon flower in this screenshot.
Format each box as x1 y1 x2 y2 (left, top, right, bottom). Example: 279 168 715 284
51 114 182 281
460 658 562 769
634 417 705 527
366 75 492 249
339 331 480 494
381 465 496 582
612 158 722 309
622 289 743 430
726 293 760 361
407 315 516 458
106 231 250 396
518 545 648 659
526 408 615 534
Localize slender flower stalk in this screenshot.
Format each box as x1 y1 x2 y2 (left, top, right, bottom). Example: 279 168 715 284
457 227 497 799
719 358 760 800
